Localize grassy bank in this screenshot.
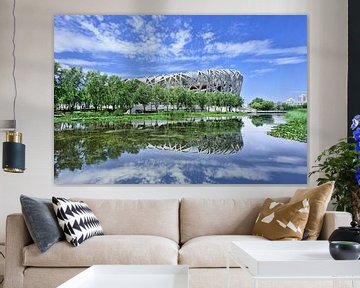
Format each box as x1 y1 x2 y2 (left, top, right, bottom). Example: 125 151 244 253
268 109 307 142
54 111 247 124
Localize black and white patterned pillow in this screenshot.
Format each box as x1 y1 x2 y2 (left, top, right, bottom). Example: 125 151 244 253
52 197 104 247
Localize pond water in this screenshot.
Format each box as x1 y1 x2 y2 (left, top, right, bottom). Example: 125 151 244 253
54 114 307 184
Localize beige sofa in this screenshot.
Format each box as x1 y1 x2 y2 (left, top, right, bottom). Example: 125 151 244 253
4 198 352 288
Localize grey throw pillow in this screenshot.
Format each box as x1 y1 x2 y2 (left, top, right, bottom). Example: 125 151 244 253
20 195 64 253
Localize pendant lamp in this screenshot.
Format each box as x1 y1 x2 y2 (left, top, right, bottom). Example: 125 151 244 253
1 0 26 173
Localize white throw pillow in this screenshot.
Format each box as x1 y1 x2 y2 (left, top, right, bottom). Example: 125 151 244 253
52 197 103 247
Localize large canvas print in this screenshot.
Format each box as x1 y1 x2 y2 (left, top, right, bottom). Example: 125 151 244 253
54 15 307 184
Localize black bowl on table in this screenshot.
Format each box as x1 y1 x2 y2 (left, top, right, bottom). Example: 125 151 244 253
329 241 360 260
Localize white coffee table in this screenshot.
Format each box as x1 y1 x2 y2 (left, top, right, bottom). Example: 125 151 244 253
58 265 189 288
228 241 360 288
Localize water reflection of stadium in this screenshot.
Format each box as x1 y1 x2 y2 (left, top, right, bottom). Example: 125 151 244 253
55 117 244 156
147 132 243 155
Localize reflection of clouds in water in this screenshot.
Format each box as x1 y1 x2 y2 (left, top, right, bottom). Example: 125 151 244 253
206 163 307 183
271 155 306 164
205 166 271 182
56 162 191 184
56 157 307 184
55 115 308 184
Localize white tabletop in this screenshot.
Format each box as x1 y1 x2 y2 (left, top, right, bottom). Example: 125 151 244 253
58 265 189 288
231 241 360 278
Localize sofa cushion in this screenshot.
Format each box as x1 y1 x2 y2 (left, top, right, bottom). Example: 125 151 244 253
179 235 267 268
252 198 310 240
180 198 289 243
290 181 334 240
72 198 179 243
52 197 104 247
20 195 64 253
23 235 178 267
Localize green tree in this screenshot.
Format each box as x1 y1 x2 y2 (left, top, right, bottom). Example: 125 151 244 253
171 87 186 110
60 67 84 111
107 75 125 111
185 90 196 111
168 88 178 111
158 86 170 111
197 91 208 111
249 97 275 111
225 93 243 111
54 62 63 111
213 91 225 111
85 71 108 112
152 84 166 112
135 83 152 112
123 79 141 113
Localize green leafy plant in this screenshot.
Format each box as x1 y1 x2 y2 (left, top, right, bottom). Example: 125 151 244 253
309 139 360 221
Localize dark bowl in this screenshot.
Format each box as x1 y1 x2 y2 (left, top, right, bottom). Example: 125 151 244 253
329 241 360 260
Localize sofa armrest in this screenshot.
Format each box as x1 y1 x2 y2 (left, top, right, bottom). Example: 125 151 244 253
4 214 33 288
318 211 352 240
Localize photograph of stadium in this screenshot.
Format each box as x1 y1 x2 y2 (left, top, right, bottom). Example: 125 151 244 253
54 15 307 184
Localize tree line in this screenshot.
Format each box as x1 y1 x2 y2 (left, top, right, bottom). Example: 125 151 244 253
54 63 244 113
249 97 307 111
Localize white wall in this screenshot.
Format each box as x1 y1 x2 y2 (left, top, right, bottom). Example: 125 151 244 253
0 0 348 242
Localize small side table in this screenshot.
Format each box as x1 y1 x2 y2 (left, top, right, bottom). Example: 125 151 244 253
227 240 360 288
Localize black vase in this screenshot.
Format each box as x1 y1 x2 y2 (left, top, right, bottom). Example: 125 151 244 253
329 241 360 260
328 221 360 244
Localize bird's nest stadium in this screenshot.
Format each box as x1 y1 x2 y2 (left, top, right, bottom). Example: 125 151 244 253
138 69 243 95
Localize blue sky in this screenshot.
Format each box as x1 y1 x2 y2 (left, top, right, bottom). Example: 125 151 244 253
54 15 307 104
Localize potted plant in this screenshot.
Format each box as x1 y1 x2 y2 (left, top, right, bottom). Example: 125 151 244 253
310 115 360 222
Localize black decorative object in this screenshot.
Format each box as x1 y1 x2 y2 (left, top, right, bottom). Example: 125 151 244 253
329 221 360 244
329 241 360 260
3 131 25 173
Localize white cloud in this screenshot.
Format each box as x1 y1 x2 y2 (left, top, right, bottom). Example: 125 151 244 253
273 57 306 65
139 63 193 75
271 155 305 164
205 162 306 183
95 15 104 22
55 58 107 67
243 58 269 64
205 39 306 58
55 29 98 53
55 15 306 73
205 40 271 57
207 165 271 181
55 28 138 57
126 16 145 32
245 56 306 65
260 46 307 56
55 150 307 184
251 68 276 77
169 29 192 56
201 31 215 44
55 17 193 62
56 161 191 184
151 15 165 22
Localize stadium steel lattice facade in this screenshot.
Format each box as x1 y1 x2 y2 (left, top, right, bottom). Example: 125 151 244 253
138 69 243 95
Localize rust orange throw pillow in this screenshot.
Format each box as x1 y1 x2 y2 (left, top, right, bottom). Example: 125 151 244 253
290 181 334 240
252 198 310 240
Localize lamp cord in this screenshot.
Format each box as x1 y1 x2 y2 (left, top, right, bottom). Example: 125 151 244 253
11 0 18 129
